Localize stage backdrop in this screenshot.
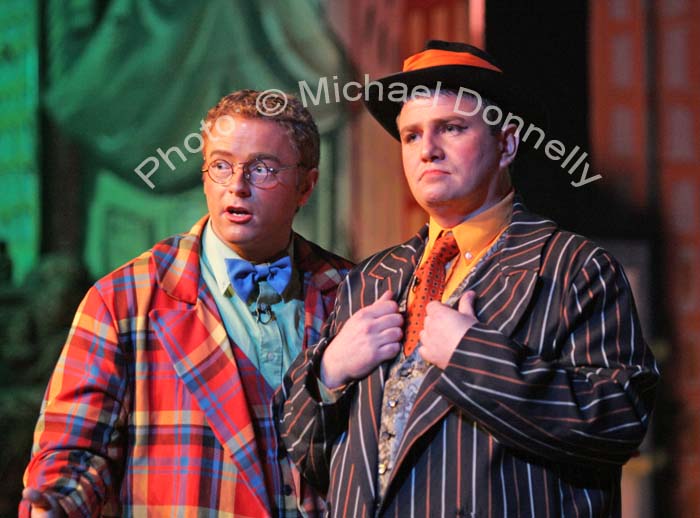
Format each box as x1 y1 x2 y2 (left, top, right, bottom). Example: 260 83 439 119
42 0 351 278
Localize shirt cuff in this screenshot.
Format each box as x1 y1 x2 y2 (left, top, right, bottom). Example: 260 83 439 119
316 376 348 403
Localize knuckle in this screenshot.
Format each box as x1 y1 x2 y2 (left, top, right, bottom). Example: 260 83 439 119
358 319 374 335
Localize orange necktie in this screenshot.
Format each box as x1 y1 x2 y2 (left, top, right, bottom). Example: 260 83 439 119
403 233 460 356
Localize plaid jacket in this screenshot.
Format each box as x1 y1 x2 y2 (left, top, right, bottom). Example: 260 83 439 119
21 216 352 518
277 201 659 517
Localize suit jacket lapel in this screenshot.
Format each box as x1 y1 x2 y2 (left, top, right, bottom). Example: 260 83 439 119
150 216 271 513
472 201 557 336
366 226 427 302
340 227 427 503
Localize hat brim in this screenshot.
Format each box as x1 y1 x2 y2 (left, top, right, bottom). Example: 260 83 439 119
364 65 531 141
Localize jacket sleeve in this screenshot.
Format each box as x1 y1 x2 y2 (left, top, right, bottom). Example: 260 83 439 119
274 284 355 495
20 284 129 518
435 249 659 469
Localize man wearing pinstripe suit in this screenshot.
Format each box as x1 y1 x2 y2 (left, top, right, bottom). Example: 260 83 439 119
277 41 659 517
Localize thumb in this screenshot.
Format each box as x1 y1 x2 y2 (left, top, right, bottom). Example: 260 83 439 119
458 290 476 315
22 488 53 509
377 289 394 302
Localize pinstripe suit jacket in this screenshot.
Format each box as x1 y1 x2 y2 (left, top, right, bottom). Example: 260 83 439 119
277 201 659 518
21 216 352 518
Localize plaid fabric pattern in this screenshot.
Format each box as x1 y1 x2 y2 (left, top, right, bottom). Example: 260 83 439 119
21 215 352 518
231 345 323 518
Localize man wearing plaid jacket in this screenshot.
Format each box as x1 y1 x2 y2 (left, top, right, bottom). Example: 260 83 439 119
20 90 352 518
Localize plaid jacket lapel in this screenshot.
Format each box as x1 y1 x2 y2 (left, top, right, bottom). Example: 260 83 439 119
150 303 270 513
293 233 353 350
150 216 271 513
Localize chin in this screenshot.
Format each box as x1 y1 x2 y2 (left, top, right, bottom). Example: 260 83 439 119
420 193 452 207
213 223 249 245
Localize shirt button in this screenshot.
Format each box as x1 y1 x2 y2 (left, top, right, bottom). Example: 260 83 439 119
266 351 275 361
465 251 473 260
387 399 398 408
283 484 293 496
378 463 388 475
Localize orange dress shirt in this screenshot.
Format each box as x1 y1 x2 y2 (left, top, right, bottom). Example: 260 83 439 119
410 190 514 305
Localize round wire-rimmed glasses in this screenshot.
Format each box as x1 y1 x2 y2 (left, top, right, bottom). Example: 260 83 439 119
202 157 301 187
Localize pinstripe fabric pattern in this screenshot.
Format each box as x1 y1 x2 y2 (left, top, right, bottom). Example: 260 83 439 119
21 216 352 518
277 200 659 518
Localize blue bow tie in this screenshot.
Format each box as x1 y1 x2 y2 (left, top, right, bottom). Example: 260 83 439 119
225 255 292 302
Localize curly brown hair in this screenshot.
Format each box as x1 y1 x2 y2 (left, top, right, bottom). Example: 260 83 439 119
202 89 320 169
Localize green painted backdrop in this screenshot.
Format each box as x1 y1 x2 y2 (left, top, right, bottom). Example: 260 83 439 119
0 0 39 283
1 0 351 282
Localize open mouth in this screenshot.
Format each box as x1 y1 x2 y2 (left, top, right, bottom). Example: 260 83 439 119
226 206 251 216
223 205 253 223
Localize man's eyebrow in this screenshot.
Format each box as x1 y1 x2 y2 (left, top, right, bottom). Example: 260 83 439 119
210 150 233 158
399 115 468 133
251 153 282 162
209 150 282 162
433 115 469 124
398 119 424 133
398 123 417 134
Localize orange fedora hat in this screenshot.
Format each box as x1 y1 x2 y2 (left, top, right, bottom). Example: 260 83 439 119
364 40 528 140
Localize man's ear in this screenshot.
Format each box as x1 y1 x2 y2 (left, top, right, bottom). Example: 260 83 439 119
297 167 319 207
499 123 520 169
